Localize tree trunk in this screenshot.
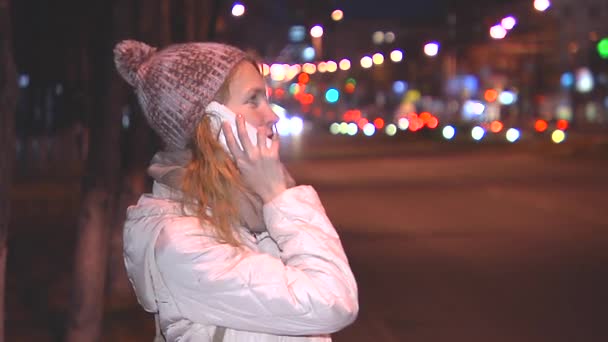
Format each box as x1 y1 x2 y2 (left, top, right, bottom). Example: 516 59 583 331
65 0 133 340
0 0 17 341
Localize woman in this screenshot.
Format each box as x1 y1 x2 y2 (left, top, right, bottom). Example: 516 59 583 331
114 40 358 341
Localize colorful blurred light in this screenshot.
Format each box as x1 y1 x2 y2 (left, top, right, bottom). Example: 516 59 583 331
556 119 569 130
372 53 384 65
575 68 594 93
484 89 498 102
339 59 351 70
551 129 565 143
463 100 485 116
372 31 384 44
363 123 376 136
347 123 358 136
397 117 410 130
326 61 338 72
384 32 396 43
499 91 516 105
298 72 309 84
390 50 403 62
344 83 355 93
393 81 407 94
442 125 455 140
471 126 485 141
302 46 315 61
310 25 324 38
270 64 285 81
317 62 327 73
325 88 340 103
424 42 439 57
501 16 517 30
357 118 369 130
331 9 344 21
261 64 270 77
302 63 316 74
385 124 397 136
490 25 507 39
231 2 245 16
330 122 340 135
534 0 551 12
373 118 385 129
561 72 574 88
427 116 439 129
598 38 608 59
534 119 548 132
339 122 348 134
490 120 504 133
506 128 520 142
360 56 373 68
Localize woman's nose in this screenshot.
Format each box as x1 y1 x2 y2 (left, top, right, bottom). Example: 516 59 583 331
265 106 280 126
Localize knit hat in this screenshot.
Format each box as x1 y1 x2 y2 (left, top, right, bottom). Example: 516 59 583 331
113 40 248 150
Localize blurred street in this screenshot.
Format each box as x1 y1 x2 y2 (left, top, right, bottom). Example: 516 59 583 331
7 134 608 341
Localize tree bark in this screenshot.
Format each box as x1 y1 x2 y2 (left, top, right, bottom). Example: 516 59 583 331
0 0 17 341
65 0 132 340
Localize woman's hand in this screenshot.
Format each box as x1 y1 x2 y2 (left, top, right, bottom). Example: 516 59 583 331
222 114 288 203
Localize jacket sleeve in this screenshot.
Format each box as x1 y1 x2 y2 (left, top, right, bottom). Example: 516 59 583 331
155 185 358 336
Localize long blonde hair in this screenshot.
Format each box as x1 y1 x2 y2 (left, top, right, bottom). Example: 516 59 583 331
180 58 259 246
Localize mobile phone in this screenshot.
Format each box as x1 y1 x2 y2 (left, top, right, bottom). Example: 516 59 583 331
205 101 271 154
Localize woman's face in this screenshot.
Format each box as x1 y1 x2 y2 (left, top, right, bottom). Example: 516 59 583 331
223 61 279 138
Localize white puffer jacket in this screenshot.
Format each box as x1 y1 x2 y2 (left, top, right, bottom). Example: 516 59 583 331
123 182 359 341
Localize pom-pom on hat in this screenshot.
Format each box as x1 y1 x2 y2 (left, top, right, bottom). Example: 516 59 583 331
113 40 248 150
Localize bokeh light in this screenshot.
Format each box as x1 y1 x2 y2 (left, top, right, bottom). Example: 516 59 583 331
442 125 455 140
499 91 516 105
575 67 594 93
231 2 245 17
534 0 551 12
501 16 517 30
506 128 520 142
339 59 351 70
490 25 507 39
331 9 344 21
390 49 403 62
561 72 574 88
310 25 324 38
360 56 373 68
372 31 384 44
535 119 548 132
325 88 340 103
373 118 385 129
326 61 338 72
551 129 566 143
484 89 498 102
556 119 569 130
385 124 397 136
301 46 315 61
471 126 485 141
397 117 410 130
424 42 439 57
384 32 396 43
372 53 384 65
363 123 376 136
490 120 503 133
330 122 340 135
393 81 407 94
598 37 608 59
347 123 358 136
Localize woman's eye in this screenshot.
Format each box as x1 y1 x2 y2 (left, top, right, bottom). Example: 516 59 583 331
248 95 259 105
